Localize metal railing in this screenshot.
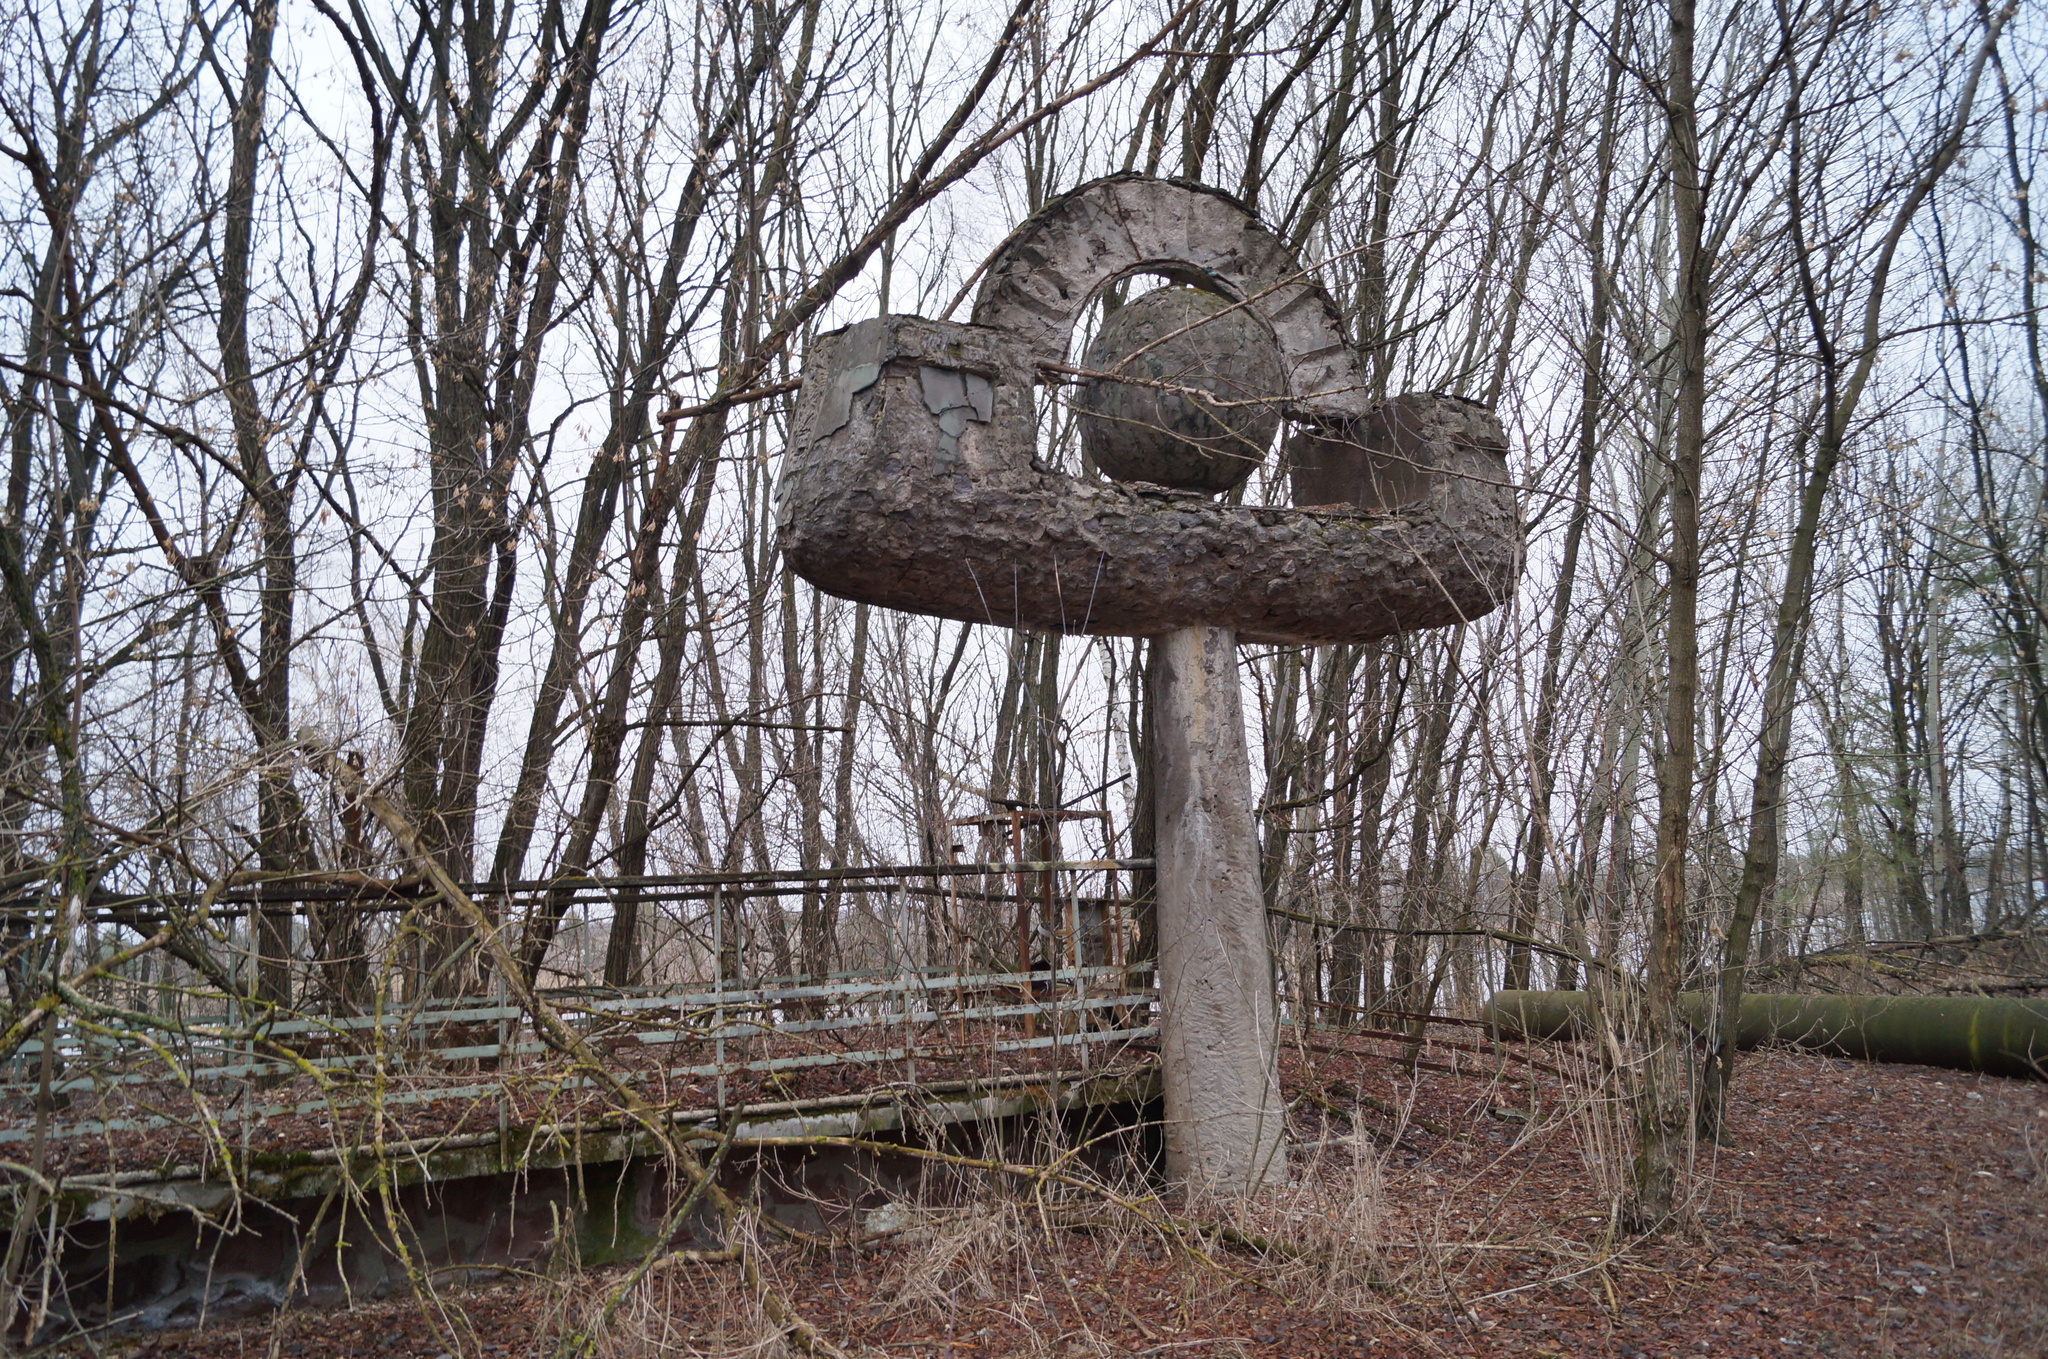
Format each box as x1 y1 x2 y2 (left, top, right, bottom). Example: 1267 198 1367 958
0 859 1159 1151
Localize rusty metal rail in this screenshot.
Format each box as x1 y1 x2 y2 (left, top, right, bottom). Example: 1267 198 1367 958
0 963 1157 1146
9 963 1155 1091
2 857 1160 1155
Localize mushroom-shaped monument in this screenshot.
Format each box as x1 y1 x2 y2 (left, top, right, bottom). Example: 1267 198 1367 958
777 175 1522 1193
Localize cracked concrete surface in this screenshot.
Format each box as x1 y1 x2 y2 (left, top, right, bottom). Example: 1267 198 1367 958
776 314 1517 645
1151 625 1289 1191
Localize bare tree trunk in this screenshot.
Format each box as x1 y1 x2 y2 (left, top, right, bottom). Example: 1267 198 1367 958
602 423 730 985
212 0 312 1005
816 603 870 974
1392 630 1461 1015
1505 16 1621 990
1699 8 2006 1136
489 3 801 890
1926 579 1972 934
1877 562 1937 939
1632 0 1708 1234
393 0 618 902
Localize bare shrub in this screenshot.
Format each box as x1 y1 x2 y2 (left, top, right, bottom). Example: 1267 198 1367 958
549 1223 790 1359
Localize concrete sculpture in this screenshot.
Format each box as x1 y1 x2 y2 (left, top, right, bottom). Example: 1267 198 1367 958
777 174 1521 1192
1075 285 1284 492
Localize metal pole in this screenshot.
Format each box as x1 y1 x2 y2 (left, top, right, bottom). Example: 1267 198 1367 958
1067 867 1086 1071
494 932 510 1140
899 884 915 1088
712 885 726 1117
1013 816 1033 1039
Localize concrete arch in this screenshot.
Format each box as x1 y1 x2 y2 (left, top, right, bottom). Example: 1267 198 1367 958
970 174 1369 423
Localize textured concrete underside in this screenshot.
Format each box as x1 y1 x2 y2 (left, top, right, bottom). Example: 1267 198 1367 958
776 315 1517 646
1150 627 1288 1192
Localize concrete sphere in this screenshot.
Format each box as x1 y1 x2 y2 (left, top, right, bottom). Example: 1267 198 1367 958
1077 287 1286 493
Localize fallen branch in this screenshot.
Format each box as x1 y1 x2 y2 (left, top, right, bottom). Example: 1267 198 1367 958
1320 1079 1463 1143
1294 1086 1431 1151
1292 1031 1463 1078
568 1116 743 1352
1292 1019 1565 1079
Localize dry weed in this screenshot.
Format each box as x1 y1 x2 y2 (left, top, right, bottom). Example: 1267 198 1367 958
1552 1040 1635 1235
543 1217 797 1359
879 1196 1033 1314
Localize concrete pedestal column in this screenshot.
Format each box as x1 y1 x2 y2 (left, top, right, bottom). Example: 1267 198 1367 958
1149 625 1289 1193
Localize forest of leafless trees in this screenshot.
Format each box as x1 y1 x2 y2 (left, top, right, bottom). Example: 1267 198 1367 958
0 0 2041 1235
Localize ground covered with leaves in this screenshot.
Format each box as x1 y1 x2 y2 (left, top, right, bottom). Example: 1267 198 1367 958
75 1040 2048 1358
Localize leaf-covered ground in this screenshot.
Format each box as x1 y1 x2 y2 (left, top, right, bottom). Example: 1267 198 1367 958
86 1043 2048 1358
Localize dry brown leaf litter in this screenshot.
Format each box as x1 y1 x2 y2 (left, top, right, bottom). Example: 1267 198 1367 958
49 1044 2048 1359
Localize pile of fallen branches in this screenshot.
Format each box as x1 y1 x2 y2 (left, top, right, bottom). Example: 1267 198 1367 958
1752 927 2048 998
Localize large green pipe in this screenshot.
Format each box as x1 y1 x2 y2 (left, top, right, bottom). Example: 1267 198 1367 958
1483 991 2048 1081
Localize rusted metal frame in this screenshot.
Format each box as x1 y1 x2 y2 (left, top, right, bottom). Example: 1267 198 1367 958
436 953 1155 1019
676 1022 1156 1079
341 855 1150 891
23 959 1158 1056
0 1023 1163 1146
640 960 1141 1013
620 959 1148 1011
383 989 1162 1066
43 880 913 926
941 815 1114 1038
532 955 990 1004
894 884 916 1088
1014 817 1032 1030
41 858 1156 920
493 950 511 1137
22 990 1158 1095
713 883 727 1115
14 962 1157 1070
42 1063 1159 1188
7 965 1158 1096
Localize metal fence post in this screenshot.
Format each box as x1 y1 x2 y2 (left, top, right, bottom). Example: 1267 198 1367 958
712 884 726 1117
